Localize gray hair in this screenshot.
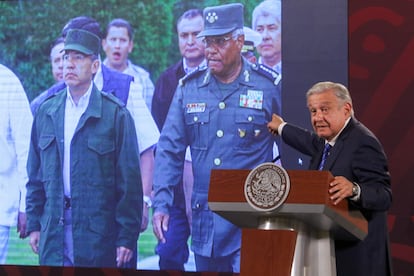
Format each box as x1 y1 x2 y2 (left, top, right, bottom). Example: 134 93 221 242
252 0 281 30
232 28 244 39
306 81 354 116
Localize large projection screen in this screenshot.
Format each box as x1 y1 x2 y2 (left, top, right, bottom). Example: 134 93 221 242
0 0 348 272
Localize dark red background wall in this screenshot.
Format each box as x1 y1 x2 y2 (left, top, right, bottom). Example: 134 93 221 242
349 1 414 274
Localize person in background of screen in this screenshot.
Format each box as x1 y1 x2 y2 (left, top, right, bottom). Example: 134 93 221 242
0 63 33 264
252 0 282 165
102 17 158 237
26 29 142 268
267 81 393 276
151 8 205 271
50 37 65 82
152 3 281 273
30 37 65 115
29 16 159 268
252 0 282 75
241 26 262 63
103 18 154 110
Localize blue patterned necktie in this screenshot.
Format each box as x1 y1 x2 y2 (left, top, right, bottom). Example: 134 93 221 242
318 143 332 170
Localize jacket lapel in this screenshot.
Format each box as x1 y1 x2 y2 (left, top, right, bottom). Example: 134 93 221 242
323 118 355 170
310 139 325 170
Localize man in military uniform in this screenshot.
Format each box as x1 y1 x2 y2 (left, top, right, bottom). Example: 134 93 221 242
152 3 281 272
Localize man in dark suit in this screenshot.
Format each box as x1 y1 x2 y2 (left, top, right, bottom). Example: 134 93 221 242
267 81 392 276
151 9 205 271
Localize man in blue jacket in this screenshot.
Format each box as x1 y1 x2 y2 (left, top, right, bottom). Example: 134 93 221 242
26 29 142 267
152 3 281 273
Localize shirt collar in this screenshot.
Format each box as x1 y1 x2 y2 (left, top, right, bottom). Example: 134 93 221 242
327 116 351 146
66 81 93 108
122 59 135 75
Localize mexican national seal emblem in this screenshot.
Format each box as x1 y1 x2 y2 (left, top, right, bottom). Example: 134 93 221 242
244 163 290 212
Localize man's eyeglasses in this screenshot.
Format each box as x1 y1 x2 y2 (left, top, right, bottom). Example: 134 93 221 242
63 52 90 62
202 35 235 48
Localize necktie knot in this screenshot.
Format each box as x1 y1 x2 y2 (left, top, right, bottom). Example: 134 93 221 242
318 143 332 170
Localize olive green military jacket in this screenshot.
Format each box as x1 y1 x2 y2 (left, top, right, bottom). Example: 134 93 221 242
26 85 142 267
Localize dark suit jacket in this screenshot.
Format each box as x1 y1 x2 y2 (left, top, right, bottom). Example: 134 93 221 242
151 60 186 208
281 117 392 276
151 60 185 131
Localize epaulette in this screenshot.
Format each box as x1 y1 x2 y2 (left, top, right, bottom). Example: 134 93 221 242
178 65 208 87
44 91 59 101
47 81 66 97
101 91 126 107
251 63 281 86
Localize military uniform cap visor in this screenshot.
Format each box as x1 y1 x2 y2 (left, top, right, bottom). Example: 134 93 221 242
62 29 100 55
62 44 95 55
197 26 237 38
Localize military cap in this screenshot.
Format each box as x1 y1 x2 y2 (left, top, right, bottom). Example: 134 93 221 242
63 29 100 55
197 3 244 38
242 26 262 53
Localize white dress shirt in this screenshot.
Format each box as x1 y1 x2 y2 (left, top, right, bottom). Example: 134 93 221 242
63 83 92 197
0 64 33 226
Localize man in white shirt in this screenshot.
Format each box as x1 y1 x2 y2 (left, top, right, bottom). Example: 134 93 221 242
29 16 159 268
0 63 33 264
103 18 154 110
26 29 142 268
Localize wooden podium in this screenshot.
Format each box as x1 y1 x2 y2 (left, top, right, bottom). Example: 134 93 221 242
208 169 368 276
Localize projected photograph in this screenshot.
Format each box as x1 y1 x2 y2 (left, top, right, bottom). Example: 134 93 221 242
0 0 282 272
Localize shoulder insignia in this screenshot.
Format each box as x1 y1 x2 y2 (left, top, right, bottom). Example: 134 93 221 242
251 63 281 86
178 65 208 86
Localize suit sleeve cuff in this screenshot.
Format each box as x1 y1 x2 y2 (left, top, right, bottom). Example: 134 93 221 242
349 182 361 201
278 122 287 136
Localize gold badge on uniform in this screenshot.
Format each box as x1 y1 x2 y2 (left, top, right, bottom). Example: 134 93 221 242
238 128 246 138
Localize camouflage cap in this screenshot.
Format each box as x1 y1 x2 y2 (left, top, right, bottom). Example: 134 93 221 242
63 29 100 55
197 3 244 38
